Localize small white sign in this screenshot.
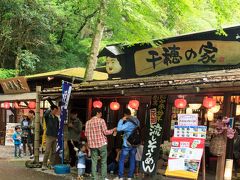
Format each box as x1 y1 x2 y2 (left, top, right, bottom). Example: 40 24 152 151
178 114 198 126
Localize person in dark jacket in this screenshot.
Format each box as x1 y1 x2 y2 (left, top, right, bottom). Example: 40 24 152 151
42 105 59 170
21 114 33 157
68 109 82 167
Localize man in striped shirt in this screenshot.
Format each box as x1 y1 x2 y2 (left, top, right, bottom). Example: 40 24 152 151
85 108 116 180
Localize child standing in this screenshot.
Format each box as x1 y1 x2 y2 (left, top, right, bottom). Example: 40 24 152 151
135 142 144 177
12 126 22 158
77 144 87 180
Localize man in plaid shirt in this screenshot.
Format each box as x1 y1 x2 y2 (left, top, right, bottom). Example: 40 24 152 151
85 108 116 180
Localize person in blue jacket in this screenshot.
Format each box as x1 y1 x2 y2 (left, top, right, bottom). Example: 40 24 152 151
114 108 140 180
12 126 22 158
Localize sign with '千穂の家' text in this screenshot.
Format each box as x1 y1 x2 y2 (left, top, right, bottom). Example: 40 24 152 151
100 26 240 79
134 40 240 76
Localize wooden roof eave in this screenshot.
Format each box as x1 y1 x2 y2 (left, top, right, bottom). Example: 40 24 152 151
41 68 240 96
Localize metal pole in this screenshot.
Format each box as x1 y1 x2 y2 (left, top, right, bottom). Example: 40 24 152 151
34 86 41 163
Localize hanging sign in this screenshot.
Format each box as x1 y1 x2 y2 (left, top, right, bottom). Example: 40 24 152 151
0 77 30 94
134 40 240 76
142 95 167 175
57 81 72 163
100 25 240 79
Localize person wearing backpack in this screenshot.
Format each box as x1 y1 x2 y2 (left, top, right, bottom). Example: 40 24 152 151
114 108 140 180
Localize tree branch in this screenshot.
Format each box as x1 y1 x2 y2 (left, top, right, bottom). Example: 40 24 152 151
74 8 99 39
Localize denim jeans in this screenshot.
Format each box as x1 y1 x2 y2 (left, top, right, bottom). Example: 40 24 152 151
14 144 21 157
118 146 137 178
78 168 85 176
108 161 118 173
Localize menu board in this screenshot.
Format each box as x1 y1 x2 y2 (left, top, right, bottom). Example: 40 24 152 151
174 126 207 139
166 123 207 179
5 123 20 146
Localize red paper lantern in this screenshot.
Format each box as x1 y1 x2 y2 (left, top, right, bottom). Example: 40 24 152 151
4 102 10 109
93 100 103 108
203 97 216 109
129 100 139 110
28 101 36 109
174 99 187 109
14 102 20 109
110 102 120 111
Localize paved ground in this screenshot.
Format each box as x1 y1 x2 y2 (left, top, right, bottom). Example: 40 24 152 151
0 145 218 180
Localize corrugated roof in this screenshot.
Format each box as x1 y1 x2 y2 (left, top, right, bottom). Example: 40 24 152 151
26 67 108 80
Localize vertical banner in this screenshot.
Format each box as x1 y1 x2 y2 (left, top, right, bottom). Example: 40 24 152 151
142 95 167 175
57 81 72 163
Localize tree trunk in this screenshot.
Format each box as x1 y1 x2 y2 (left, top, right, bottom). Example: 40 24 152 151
84 0 106 81
15 55 20 76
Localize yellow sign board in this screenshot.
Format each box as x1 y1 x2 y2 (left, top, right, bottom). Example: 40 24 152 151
134 40 240 76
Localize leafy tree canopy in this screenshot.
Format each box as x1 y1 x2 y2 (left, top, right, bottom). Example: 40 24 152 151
0 0 240 77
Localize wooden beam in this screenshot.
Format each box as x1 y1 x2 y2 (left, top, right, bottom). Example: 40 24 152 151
0 92 37 101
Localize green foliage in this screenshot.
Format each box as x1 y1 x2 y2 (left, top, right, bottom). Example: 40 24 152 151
0 0 240 75
0 68 17 79
18 50 40 75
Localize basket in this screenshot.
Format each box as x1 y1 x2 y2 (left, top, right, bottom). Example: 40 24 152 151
210 135 226 156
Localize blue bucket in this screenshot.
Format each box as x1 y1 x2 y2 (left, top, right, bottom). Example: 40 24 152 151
54 164 71 174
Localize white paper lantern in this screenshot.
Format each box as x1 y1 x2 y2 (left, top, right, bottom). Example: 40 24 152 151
207 111 214 121
189 104 202 110
186 108 193 114
209 104 221 113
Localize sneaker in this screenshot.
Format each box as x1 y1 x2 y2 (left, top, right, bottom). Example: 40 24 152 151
30 155 34 159
127 178 132 180
41 165 48 171
113 177 123 180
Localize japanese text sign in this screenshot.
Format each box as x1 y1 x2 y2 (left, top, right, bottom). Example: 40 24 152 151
178 114 198 126
0 77 30 94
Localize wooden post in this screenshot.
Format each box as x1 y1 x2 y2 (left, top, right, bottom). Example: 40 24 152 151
215 94 231 180
34 86 41 163
87 98 92 120
202 149 206 180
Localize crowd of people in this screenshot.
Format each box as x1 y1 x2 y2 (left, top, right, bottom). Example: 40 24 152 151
12 105 144 180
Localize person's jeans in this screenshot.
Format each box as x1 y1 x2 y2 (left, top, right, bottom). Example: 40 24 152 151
108 161 117 173
91 145 107 180
78 168 85 176
14 144 21 157
118 146 137 178
42 136 57 166
22 136 33 155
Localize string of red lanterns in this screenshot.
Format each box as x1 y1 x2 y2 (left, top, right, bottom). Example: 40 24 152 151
174 96 217 109
92 99 140 111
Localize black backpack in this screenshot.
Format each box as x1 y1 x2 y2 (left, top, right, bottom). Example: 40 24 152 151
126 119 141 147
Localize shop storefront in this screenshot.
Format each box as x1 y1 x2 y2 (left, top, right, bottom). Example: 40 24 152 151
0 68 108 146
42 25 240 179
